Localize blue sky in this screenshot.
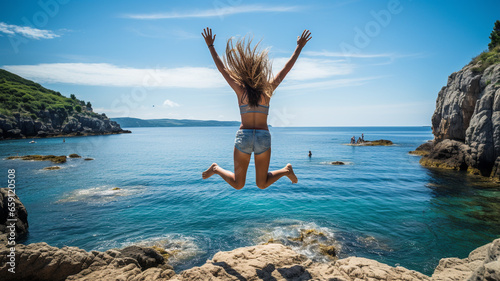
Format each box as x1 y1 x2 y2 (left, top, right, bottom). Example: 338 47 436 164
1 0 499 126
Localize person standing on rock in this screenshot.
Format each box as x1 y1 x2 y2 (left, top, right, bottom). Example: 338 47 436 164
202 27 311 189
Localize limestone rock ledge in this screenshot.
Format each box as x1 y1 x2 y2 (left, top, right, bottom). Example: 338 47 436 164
416 62 500 181
0 242 175 281
173 243 429 281
1 238 500 281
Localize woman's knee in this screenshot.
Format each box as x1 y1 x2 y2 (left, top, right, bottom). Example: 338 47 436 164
234 180 245 190
256 179 268 190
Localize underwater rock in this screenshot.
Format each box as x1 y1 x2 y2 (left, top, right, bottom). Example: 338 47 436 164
83 158 94 161
319 244 336 258
43 166 61 170
7 154 67 164
68 154 81 158
330 161 345 165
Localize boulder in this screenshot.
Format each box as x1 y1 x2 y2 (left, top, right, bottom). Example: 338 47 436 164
117 246 165 270
0 242 175 281
410 141 434 156
0 188 29 238
419 139 469 170
432 238 500 281
172 243 430 281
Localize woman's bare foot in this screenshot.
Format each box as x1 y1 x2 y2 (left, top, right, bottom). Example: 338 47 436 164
285 163 298 184
202 163 218 179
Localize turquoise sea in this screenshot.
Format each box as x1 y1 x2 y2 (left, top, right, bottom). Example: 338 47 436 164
1 127 499 275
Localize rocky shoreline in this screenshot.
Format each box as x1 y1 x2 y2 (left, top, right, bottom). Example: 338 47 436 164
1 235 499 280
0 111 131 140
411 62 500 182
1 188 499 280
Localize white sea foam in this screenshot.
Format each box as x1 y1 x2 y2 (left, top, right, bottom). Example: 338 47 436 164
57 185 145 204
121 234 203 266
252 220 340 262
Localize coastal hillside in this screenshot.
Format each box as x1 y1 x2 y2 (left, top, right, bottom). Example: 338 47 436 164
112 117 240 128
415 22 500 180
0 69 129 139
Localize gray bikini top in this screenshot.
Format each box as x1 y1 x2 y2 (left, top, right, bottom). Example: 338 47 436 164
239 104 269 115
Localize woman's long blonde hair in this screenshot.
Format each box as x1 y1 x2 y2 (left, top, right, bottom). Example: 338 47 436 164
223 35 274 107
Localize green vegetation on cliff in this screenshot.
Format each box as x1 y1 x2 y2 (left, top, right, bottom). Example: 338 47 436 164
0 69 95 118
471 20 500 73
489 20 500 51
471 46 500 73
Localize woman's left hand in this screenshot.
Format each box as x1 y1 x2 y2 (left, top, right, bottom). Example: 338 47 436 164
297 30 312 48
202 27 216 47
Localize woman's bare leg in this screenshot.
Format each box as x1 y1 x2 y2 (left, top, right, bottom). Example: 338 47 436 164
202 148 251 190
254 148 298 189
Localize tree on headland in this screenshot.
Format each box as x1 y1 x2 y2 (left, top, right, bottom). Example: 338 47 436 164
489 20 500 50
70 94 76 100
86 101 92 108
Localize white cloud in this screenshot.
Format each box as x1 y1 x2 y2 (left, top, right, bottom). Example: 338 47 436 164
3 58 353 89
122 5 299 19
278 76 385 91
0 22 59 39
304 50 426 61
2 63 226 88
163 99 180 107
272 57 353 81
304 50 393 59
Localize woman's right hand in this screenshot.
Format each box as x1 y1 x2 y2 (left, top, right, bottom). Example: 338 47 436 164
202 27 216 47
297 30 312 48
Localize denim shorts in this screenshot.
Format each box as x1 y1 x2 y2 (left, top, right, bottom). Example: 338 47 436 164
234 129 271 155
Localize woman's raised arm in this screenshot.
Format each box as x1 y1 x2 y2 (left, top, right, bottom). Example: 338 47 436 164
271 30 312 90
202 27 243 94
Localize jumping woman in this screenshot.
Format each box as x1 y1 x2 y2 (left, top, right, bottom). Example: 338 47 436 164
201 28 312 189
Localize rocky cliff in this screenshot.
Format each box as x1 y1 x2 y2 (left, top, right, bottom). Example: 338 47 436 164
418 60 500 180
0 69 130 140
0 110 129 139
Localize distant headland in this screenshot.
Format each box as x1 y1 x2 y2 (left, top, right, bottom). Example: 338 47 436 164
0 69 130 140
111 117 241 128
